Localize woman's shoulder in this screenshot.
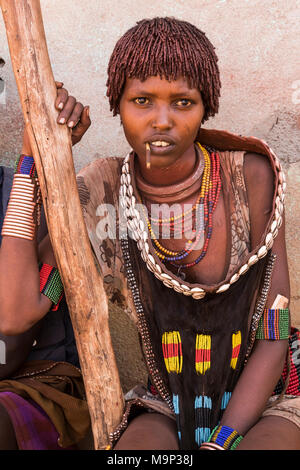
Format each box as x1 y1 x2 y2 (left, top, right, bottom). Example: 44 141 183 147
76 156 123 206
243 151 274 211
77 155 123 179
243 151 274 184
242 151 275 249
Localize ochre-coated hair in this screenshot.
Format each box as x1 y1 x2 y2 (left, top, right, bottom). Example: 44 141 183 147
106 17 221 123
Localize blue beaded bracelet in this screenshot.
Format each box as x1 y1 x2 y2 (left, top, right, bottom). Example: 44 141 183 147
206 424 243 450
15 154 37 178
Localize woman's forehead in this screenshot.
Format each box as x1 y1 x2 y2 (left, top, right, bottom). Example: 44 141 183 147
123 76 200 95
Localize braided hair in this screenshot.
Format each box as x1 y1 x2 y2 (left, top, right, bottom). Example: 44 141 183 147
106 17 221 123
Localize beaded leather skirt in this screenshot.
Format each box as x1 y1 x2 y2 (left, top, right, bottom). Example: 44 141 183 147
119 236 270 450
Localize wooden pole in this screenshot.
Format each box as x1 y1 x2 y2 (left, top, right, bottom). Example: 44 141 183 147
0 0 124 449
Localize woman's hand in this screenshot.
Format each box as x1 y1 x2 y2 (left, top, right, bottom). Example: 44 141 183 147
22 81 91 154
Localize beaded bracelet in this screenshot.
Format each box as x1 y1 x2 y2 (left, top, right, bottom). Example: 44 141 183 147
39 262 64 311
201 425 243 450
1 174 41 240
15 154 41 213
14 154 38 179
255 308 290 340
1 155 42 241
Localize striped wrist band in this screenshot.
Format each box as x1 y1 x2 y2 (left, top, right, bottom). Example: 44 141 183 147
39 262 64 311
15 154 38 179
256 308 289 340
206 424 243 450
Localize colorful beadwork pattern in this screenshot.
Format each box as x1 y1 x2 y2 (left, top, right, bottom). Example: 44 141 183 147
218 391 232 421
149 144 222 271
208 424 243 450
195 395 212 445
195 334 211 375
230 331 241 369
39 263 64 311
173 394 181 442
162 331 183 374
15 155 37 178
255 309 289 340
273 327 300 396
221 391 232 410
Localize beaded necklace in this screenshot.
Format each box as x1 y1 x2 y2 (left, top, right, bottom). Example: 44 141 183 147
141 144 222 275
119 140 285 299
135 145 205 204
145 157 205 240
170 149 221 270
147 144 209 228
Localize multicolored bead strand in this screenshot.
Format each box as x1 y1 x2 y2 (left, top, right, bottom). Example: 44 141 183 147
14 154 38 179
143 143 212 261
273 328 300 396
162 331 183 374
171 149 221 269
195 334 211 375
230 331 241 369
207 424 243 450
255 308 290 340
195 396 212 446
39 262 64 311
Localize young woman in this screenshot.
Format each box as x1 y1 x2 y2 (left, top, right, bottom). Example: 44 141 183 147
0 17 299 450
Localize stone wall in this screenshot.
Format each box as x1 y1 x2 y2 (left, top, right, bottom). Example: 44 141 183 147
0 0 299 327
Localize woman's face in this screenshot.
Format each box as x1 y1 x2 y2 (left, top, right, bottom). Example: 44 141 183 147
119 76 205 169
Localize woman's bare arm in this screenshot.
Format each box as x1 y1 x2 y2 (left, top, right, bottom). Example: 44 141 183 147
0 234 53 335
0 322 42 379
0 83 90 335
220 152 289 436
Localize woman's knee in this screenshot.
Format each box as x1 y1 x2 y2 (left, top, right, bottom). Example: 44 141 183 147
0 402 18 450
114 412 179 450
236 416 300 450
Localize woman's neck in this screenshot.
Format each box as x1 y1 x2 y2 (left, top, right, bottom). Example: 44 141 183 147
135 144 205 204
136 146 203 187
135 144 198 187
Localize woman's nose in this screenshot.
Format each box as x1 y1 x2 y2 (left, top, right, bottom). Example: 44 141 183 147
151 106 173 130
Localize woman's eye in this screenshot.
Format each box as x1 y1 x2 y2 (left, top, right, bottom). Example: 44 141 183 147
134 97 149 105
176 99 192 107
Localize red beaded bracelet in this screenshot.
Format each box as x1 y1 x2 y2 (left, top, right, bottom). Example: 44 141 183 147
39 262 64 311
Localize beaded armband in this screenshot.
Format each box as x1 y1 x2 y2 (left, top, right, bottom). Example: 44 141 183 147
1 155 42 241
255 308 289 340
39 263 64 311
14 154 41 227
203 425 243 450
15 154 38 179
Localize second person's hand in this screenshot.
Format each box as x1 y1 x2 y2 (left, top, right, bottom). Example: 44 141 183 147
55 81 91 146
22 81 91 155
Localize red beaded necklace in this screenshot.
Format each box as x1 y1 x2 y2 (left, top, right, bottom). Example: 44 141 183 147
173 150 221 270
139 144 222 277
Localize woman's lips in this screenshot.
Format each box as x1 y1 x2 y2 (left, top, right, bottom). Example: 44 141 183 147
148 141 175 155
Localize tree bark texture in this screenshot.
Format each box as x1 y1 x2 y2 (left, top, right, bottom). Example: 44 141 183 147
0 0 124 449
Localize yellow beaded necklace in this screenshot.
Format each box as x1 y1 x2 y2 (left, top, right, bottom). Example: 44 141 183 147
142 144 211 258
